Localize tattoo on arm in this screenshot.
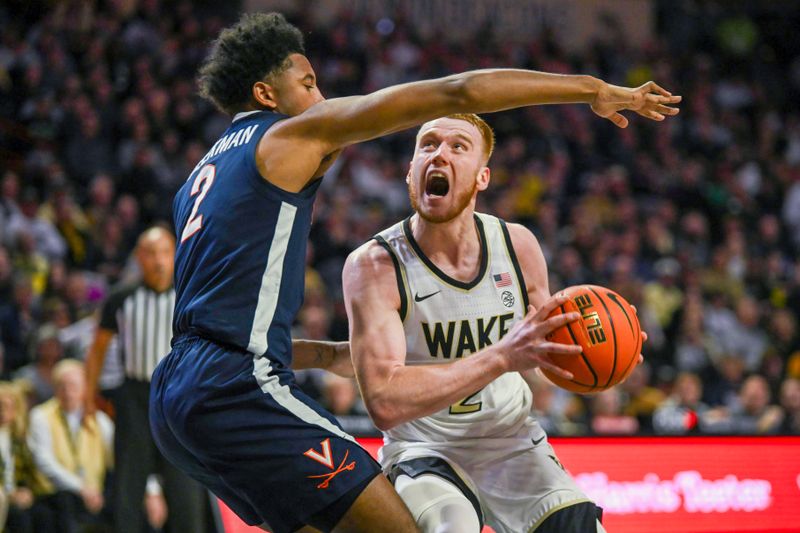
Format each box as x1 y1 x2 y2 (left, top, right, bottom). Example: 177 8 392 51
313 345 329 368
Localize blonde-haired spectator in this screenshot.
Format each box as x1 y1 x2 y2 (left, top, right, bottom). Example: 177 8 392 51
0 381 50 532
28 359 113 532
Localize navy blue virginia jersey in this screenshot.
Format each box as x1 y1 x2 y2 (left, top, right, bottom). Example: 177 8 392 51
172 110 321 368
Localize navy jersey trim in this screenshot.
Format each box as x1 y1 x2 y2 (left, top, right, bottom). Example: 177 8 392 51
241 112 324 204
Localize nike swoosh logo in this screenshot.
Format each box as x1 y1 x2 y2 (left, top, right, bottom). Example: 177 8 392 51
414 291 441 302
532 436 545 446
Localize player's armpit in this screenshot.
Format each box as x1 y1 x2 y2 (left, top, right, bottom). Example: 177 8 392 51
503 222 551 310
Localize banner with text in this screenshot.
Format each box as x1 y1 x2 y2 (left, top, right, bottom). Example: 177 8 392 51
218 436 800 533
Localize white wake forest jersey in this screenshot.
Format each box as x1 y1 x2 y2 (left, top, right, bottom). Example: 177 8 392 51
375 213 541 449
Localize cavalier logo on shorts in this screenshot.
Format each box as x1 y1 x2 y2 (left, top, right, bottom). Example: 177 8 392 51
303 438 356 489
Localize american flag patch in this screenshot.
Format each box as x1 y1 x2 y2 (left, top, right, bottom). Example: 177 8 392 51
493 272 512 288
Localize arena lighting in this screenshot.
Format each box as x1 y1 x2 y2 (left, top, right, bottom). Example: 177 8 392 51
218 436 800 533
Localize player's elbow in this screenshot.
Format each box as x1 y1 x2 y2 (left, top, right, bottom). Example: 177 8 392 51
440 74 475 112
364 397 403 431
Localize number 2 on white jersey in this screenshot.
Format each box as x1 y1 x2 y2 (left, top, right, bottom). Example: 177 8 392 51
180 164 216 243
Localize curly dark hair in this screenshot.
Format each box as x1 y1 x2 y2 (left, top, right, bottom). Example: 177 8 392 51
197 13 305 115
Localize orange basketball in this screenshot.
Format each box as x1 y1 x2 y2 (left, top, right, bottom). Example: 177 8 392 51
542 285 642 394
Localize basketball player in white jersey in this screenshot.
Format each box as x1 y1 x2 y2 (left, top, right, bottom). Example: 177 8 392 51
343 114 646 532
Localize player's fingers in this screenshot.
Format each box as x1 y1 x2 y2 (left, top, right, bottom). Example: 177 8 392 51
646 81 672 97
606 112 628 128
656 104 680 115
539 312 580 334
641 331 648 343
639 109 665 121
538 361 574 380
537 342 583 355
532 294 571 321
637 354 644 365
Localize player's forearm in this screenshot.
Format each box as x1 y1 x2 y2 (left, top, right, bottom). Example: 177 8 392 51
292 339 353 377
361 345 509 431
317 70 601 149
458 69 602 110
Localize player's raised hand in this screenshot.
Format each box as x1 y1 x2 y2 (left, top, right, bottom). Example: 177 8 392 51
591 81 681 128
497 294 581 378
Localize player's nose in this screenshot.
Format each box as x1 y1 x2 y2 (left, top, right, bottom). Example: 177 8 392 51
430 143 449 165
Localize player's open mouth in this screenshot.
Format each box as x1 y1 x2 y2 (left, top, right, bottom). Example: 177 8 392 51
425 173 449 197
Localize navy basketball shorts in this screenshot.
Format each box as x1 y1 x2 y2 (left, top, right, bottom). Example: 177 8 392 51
149 336 382 533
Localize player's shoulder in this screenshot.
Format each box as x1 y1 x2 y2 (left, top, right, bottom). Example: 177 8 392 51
345 238 395 273
343 238 398 292
502 221 540 251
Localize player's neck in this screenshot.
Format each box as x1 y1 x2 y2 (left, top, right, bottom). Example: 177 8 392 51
410 210 482 280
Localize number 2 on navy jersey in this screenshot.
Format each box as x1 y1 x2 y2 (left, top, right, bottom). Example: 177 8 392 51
180 164 216 243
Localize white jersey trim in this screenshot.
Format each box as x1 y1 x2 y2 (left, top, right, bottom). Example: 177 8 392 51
247 201 297 355
252 356 355 442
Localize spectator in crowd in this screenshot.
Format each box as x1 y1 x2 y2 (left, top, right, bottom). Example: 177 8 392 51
13 325 64 406
27 360 113 532
777 377 800 434
0 247 13 304
589 389 640 435
322 374 360 417
0 382 49 532
704 375 784 434
5 189 66 263
0 275 40 371
10 229 50 297
703 353 747 409
621 363 666 432
653 372 709 434
0 172 21 245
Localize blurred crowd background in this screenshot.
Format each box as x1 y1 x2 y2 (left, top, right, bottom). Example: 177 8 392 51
1 0 800 529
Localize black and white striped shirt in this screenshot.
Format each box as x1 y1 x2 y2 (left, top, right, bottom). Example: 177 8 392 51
99 283 175 382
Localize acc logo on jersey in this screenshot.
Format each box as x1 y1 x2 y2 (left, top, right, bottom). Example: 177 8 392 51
304 438 356 489
501 290 515 308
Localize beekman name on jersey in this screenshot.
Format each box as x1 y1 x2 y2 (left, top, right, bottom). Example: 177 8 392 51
422 312 514 359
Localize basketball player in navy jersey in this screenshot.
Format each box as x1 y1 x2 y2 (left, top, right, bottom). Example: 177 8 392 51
149 12 680 533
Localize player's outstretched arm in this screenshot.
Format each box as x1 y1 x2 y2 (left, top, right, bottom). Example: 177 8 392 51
262 72 680 191
291 339 353 378
343 240 581 431
283 72 679 151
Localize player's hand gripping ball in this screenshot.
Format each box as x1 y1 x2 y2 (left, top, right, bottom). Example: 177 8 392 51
543 285 642 394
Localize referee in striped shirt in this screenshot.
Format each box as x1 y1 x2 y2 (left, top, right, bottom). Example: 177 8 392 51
84 227 205 533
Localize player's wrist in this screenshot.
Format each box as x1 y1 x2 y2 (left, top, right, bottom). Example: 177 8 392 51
482 344 513 375
585 76 606 105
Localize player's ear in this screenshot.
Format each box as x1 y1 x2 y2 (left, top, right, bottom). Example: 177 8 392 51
406 162 413 184
252 81 279 111
476 166 490 191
